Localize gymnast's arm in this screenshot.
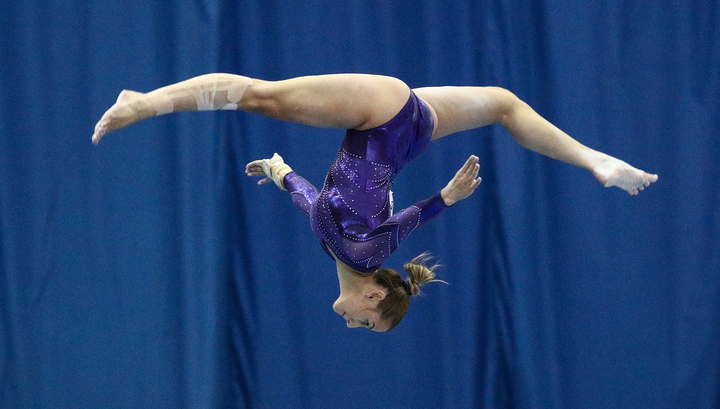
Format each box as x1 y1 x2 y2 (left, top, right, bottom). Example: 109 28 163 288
371 155 482 242
284 153 482 216
245 153 318 218
282 172 318 218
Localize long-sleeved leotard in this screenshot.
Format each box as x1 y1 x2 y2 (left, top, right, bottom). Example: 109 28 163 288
281 91 448 273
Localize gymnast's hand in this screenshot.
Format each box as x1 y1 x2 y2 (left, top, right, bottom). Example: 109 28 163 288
245 153 292 189
440 155 482 206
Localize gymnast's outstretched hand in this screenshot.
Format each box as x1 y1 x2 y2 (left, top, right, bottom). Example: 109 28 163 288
245 153 293 189
441 155 483 206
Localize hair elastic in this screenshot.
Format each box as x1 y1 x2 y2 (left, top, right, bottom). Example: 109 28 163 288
401 278 411 296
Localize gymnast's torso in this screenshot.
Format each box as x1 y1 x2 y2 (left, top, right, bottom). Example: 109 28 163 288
282 91 448 273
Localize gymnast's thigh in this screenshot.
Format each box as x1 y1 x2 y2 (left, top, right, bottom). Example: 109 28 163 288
413 86 514 140
244 74 411 130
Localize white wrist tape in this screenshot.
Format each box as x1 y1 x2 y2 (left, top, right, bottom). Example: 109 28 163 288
262 159 291 191
272 164 291 190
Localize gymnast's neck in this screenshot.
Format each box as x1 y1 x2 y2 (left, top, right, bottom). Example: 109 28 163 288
329 249 373 295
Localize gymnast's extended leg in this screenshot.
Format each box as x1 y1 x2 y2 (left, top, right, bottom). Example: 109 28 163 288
413 86 658 195
91 73 410 144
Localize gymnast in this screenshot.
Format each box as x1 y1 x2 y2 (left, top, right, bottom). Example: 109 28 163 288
91 73 658 332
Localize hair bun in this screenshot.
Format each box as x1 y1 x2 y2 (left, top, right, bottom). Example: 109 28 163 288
405 276 421 296
403 253 448 297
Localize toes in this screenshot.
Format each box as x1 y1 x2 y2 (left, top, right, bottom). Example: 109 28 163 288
92 120 108 144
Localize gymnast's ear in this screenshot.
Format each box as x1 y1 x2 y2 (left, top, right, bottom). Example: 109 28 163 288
365 290 386 301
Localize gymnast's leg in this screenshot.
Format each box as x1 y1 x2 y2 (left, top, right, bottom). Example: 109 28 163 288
92 73 410 144
413 86 658 195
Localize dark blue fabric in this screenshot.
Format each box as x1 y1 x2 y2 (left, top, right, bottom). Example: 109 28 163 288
1 1 718 408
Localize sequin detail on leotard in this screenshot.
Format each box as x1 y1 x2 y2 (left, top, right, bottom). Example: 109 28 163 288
282 91 447 273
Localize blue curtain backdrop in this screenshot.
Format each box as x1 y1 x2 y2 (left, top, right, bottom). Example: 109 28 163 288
1 1 718 408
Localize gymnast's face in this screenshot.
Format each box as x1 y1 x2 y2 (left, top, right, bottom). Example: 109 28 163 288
333 291 390 332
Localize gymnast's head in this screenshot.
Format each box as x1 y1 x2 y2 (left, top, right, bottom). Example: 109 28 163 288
332 253 444 332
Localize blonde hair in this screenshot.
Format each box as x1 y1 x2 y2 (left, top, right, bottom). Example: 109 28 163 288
372 253 447 331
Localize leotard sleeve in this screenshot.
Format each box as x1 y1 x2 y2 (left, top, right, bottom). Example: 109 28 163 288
377 191 448 239
282 171 318 218
340 191 449 273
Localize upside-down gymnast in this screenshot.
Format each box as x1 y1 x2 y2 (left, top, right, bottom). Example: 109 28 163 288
91 73 658 332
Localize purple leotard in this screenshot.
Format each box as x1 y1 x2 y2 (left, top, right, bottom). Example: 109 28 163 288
282 91 448 273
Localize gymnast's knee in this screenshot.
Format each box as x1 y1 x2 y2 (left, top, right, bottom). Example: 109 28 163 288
237 79 277 115
488 86 523 126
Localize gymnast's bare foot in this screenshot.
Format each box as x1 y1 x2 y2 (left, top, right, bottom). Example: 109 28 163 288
592 156 659 195
92 90 155 144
